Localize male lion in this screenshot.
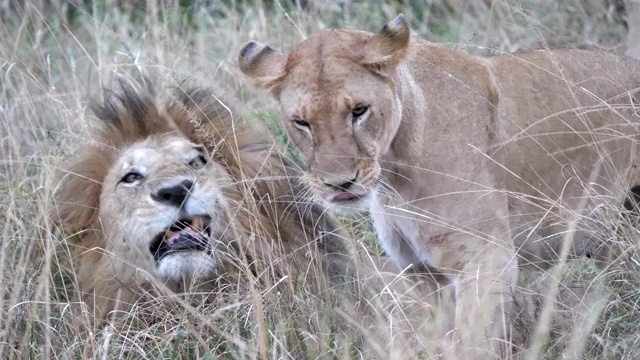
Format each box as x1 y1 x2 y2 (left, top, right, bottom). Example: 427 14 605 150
51 78 354 324
239 15 640 358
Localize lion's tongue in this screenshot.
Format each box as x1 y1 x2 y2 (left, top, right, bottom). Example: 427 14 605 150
169 232 204 251
164 218 205 247
165 230 200 246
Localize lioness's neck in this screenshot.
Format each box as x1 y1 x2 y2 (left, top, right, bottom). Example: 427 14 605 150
383 41 492 190
383 62 428 186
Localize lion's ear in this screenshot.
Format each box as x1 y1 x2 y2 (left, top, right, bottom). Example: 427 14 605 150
238 41 287 94
362 14 410 66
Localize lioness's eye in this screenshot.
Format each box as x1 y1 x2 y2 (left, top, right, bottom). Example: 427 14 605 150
292 118 311 131
120 172 144 184
352 105 369 119
189 155 208 169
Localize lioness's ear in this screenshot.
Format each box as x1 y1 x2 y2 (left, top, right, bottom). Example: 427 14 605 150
238 41 286 93
363 14 410 66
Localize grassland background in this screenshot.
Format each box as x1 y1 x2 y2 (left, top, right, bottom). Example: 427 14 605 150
1 0 640 359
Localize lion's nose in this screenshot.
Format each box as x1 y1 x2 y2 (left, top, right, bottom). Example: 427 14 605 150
323 175 357 191
152 179 194 208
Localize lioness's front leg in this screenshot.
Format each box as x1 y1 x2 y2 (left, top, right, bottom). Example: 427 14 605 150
373 200 518 358
450 239 518 359
414 224 516 359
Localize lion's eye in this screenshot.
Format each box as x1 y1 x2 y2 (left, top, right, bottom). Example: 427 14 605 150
292 118 311 132
189 155 208 169
120 172 144 184
352 105 369 120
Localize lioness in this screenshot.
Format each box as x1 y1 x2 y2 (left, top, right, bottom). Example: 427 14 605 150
51 78 354 324
239 15 640 358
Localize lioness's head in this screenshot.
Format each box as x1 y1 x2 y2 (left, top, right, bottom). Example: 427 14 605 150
239 15 410 212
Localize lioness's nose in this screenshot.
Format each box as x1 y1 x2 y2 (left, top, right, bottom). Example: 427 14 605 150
152 179 194 207
323 176 357 191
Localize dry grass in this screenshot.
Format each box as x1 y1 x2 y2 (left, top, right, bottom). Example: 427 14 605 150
1 0 640 359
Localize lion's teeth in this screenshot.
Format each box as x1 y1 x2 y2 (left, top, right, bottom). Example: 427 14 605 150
193 217 203 232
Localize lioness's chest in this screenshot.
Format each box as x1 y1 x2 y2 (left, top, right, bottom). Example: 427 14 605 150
370 193 445 268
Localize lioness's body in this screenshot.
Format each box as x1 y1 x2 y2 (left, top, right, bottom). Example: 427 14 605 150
240 15 640 358
378 43 640 270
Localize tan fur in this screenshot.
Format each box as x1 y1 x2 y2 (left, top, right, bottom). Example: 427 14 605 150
239 15 640 358
51 78 354 325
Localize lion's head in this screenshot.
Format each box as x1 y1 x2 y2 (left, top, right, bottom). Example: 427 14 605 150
52 78 353 323
96 132 230 284
238 17 411 213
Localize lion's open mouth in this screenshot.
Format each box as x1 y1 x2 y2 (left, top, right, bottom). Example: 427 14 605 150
149 215 212 263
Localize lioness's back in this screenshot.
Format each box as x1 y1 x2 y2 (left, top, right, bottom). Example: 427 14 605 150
404 40 640 225
487 49 640 222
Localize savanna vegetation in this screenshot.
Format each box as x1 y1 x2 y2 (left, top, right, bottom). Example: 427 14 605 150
1 0 639 359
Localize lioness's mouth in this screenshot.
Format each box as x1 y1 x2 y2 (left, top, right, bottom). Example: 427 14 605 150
149 215 212 262
331 191 364 203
